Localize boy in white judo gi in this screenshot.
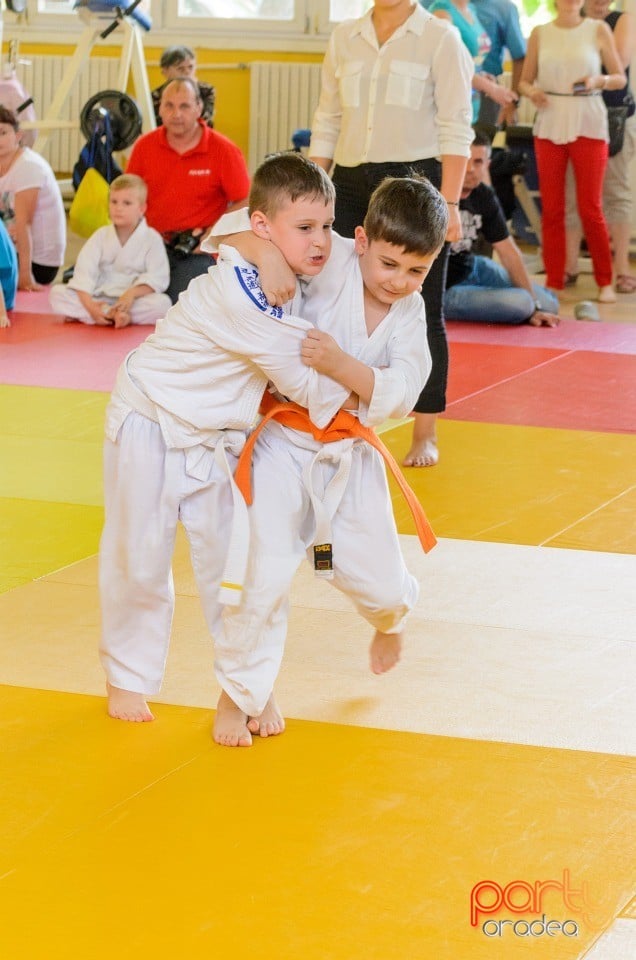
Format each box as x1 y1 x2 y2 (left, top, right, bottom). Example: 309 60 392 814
49 174 171 327
208 176 449 747
100 154 354 723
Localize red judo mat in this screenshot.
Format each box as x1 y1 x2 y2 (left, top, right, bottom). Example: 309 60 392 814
0 312 148 391
447 343 636 433
447 316 636 355
3 296 636 434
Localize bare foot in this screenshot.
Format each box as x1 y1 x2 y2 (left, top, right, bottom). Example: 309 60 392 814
213 690 252 747
403 437 439 467
403 412 439 467
106 682 154 722
369 630 402 674
598 285 617 304
113 306 132 329
247 695 285 739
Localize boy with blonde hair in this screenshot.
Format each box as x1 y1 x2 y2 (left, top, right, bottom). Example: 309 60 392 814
49 174 171 328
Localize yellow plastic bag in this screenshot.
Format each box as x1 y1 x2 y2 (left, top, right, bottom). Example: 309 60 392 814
68 168 111 238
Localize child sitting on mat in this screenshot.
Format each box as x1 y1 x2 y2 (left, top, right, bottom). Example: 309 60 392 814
49 174 171 328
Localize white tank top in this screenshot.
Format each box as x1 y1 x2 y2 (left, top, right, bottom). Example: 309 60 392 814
533 19 608 144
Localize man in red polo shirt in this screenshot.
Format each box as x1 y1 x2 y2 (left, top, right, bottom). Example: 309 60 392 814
127 78 250 303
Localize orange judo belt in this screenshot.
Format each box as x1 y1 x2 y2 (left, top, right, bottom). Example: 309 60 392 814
234 393 437 554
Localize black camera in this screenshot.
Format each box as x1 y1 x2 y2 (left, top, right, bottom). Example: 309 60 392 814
167 230 200 259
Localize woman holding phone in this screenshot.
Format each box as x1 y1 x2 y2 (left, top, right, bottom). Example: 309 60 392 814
518 0 625 302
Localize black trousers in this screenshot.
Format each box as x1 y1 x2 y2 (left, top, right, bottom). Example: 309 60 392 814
332 160 449 413
33 262 60 285
165 249 215 304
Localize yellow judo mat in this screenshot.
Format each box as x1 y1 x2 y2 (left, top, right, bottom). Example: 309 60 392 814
0 685 633 960
1 379 635 960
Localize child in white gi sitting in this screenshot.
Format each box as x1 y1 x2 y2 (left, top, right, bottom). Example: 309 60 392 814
208 176 448 747
99 154 351 723
49 174 171 327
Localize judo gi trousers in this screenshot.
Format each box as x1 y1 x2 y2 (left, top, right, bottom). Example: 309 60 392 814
217 426 420 716
49 285 172 326
99 411 238 695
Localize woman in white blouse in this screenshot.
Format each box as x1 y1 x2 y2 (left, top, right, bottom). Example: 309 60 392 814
309 0 474 468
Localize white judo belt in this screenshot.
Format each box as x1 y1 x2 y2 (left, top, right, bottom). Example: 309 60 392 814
302 444 354 579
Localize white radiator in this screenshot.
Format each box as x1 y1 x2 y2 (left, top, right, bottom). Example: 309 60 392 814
15 55 121 173
248 61 322 171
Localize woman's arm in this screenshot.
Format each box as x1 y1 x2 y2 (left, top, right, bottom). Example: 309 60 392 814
472 73 518 108
439 154 468 242
613 11 636 70
308 32 342 170
518 29 550 109
596 21 627 89
13 187 39 291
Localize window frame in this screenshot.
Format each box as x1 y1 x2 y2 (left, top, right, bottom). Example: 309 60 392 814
7 0 370 45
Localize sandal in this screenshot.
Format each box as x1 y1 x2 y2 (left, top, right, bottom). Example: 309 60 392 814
615 274 636 293
564 272 579 287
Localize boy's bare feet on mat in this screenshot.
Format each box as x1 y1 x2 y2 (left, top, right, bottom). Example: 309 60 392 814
107 682 154 721
403 412 439 467
213 690 252 747
247 695 285 738
370 630 402 674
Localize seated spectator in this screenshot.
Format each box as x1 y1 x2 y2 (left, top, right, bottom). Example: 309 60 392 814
152 46 215 128
126 78 250 303
0 216 18 328
49 174 171 327
445 132 559 326
0 105 66 291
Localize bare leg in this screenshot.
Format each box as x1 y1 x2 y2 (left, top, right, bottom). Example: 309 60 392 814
403 412 439 468
106 682 154 722
213 689 252 747
369 630 402 675
247 694 285 739
610 221 636 290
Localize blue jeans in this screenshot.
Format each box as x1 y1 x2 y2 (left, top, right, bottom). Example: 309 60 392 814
444 256 559 325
